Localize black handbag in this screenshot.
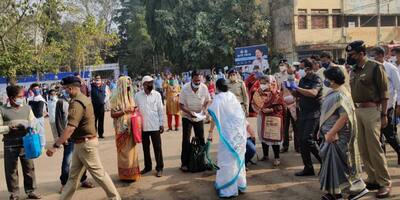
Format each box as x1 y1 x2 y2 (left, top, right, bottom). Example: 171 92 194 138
188 137 207 172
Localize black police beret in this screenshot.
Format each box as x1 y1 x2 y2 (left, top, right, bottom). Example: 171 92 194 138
61 76 81 86
346 40 365 52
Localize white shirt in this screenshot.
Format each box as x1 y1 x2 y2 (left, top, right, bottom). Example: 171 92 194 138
47 97 58 123
383 61 400 110
179 82 211 120
252 58 269 72
135 90 164 132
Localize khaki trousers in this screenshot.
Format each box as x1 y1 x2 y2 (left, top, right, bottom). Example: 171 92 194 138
60 139 120 200
355 107 391 187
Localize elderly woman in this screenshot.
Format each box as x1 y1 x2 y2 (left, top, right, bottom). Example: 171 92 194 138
208 78 247 198
319 67 367 200
252 75 285 166
110 76 141 181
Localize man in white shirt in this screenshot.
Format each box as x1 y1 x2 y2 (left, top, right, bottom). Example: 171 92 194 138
135 76 164 177
47 89 58 140
179 70 211 172
252 49 269 73
373 46 400 164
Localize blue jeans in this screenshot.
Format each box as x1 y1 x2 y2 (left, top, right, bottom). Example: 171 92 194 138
245 138 256 164
60 142 87 185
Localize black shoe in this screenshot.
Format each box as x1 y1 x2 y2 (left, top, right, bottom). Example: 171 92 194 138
175 128 179 131
156 170 163 177
27 192 41 199
280 147 289 153
348 188 369 200
365 182 380 191
140 168 151 174
295 170 315 176
99 136 105 139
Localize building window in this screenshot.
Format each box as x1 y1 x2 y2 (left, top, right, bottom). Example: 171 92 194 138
381 16 396 26
345 16 358 27
298 9 307 29
360 15 377 27
332 9 342 28
311 9 329 29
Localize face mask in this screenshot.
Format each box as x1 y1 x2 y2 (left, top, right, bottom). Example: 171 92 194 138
279 66 287 72
321 62 330 69
323 79 331 88
169 80 174 86
62 90 70 99
346 56 357 66
14 98 24 106
192 82 200 89
260 84 269 91
146 85 154 91
298 69 306 78
33 89 41 96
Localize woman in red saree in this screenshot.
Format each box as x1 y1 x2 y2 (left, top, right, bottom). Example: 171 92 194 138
110 76 141 181
251 75 285 166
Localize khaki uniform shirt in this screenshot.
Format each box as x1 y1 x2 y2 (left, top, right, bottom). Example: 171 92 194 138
227 80 248 106
350 59 389 103
67 92 97 140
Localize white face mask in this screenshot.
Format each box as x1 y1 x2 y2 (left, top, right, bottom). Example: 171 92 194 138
260 84 268 91
279 66 287 72
14 98 24 106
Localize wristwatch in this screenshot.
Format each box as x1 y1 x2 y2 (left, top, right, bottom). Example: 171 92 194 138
53 143 61 149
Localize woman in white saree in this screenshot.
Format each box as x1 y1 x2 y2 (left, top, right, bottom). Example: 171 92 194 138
208 78 247 198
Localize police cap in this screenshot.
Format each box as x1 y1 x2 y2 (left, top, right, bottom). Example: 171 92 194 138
346 40 366 53
61 76 81 86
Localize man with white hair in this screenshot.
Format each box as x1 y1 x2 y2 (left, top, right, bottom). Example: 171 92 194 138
135 75 165 177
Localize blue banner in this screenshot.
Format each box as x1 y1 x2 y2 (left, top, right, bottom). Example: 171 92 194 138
234 44 268 66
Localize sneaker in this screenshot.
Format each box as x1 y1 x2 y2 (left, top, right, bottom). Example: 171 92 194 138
348 188 369 200
81 180 95 188
273 159 280 167
27 192 41 199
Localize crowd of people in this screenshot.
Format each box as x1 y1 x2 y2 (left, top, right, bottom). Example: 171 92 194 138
0 40 400 200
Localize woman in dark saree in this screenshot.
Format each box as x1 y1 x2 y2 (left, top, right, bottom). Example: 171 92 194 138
319 67 368 200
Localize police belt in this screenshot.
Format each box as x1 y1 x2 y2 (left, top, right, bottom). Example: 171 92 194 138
72 136 97 144
354 102 378 108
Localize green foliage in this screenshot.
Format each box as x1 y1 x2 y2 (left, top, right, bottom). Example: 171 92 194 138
116 0 270 75
0 0 119 83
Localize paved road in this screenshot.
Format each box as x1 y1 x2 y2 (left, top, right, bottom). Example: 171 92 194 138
0 112 399 200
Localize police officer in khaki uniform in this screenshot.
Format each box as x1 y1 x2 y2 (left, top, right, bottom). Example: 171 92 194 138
46 76 120 200
227 69 249 116
347 40 391 199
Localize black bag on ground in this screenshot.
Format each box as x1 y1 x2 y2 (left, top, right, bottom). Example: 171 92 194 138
188 137 207 172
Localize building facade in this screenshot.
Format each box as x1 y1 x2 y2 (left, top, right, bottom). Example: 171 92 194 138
271 0 400 62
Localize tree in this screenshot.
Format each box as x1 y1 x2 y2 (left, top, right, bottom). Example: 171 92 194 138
115 0 270 75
